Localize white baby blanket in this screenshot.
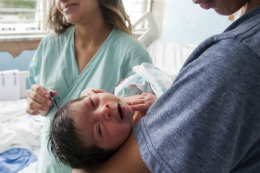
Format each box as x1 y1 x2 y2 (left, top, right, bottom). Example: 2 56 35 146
114 63 173 98
0 99 45 156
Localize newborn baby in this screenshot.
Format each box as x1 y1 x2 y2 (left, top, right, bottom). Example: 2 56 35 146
48 91 157 169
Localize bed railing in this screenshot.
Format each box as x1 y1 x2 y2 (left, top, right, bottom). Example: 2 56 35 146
134 12 159 47
19 71 29 99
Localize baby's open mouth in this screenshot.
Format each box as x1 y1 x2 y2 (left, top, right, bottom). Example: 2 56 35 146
118 103 127 121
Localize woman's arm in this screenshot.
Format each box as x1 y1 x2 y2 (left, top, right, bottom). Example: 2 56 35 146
72 131 151 173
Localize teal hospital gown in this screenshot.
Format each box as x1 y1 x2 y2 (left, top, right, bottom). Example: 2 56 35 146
29 26 152 173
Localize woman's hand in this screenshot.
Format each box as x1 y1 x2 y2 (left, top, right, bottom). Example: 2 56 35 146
26 84 57 115
126 93 157 114
80 88 107 97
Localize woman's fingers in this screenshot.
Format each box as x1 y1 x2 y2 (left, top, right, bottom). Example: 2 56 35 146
31 84 50 98
26 84 52 115
28 89 51 106
27 94 50 110
26 96 49 115
26 96 39 115
26 107 39 115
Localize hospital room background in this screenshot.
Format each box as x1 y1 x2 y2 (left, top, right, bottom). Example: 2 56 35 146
0 0 238 72
0 0 240 172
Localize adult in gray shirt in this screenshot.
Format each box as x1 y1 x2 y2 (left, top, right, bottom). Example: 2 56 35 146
74 0 260 172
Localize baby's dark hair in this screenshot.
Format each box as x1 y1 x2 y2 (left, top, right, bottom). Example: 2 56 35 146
48 97 115 169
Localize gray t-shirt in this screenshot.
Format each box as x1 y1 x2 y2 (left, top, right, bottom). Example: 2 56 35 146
133 6 260 173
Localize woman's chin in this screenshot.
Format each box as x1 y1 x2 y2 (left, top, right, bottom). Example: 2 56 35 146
213 8 237 16
64 17 77 25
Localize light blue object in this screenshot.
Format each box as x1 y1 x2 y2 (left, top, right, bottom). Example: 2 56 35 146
0 148 37 173
29 26 152 173
49 91 59 110
0 50 36 71
162 0 232 45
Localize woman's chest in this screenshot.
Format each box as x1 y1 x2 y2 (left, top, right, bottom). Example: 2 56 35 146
75 46 100 73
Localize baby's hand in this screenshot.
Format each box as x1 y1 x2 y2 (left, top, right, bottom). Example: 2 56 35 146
126 93 157 114
80 88 107 97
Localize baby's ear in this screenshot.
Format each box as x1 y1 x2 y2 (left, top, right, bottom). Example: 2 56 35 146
133 111 145 125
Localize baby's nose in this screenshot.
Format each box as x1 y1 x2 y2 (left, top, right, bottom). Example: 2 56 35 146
103 104 111 120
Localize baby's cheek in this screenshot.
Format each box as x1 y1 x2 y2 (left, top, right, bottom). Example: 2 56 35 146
116 127 131 145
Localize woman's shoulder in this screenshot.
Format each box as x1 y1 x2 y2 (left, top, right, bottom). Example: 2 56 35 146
40 32 55 43
40 26 75 46
111 27 147 51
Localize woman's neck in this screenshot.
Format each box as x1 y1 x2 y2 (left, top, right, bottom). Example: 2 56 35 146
74 12 113 48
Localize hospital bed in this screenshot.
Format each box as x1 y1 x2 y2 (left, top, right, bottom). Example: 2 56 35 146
0 12 196 172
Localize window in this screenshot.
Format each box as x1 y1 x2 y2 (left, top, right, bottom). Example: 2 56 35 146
0 0 151 39
123 0 152 23
0 0 49 40
122 0 152 35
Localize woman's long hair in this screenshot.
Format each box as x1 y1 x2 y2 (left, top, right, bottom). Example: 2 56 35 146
47 0 133 36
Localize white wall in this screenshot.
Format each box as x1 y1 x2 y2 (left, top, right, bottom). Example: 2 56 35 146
161 0 234 45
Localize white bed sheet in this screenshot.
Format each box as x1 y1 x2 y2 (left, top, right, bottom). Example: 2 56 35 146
0 99 45 173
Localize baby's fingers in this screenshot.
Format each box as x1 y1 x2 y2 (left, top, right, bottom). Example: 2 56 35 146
92 88 107 94
126 99 145 106
130 104 148 112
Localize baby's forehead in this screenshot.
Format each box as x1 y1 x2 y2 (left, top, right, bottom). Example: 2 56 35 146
73 96 87 106
69 97 87 116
